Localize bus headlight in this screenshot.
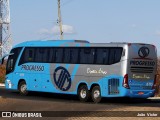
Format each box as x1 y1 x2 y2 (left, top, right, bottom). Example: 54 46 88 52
6 80 13 88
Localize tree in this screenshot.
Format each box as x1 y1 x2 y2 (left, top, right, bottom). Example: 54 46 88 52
0 64 6 83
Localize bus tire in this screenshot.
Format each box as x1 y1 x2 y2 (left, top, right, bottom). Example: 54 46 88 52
18 81 28 96
78 85 90 102
91 86 101 103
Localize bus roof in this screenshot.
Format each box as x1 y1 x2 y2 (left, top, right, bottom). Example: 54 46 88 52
14 40 89 47
14 40 155 48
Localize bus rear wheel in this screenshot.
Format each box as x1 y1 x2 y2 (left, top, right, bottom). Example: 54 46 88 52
18 81 28 96
91 86 101 103
78 85 90 102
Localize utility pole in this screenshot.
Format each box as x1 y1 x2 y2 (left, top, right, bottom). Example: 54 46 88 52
0 0 12 58
57 0 63 40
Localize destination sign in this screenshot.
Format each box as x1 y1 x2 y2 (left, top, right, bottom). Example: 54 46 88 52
130 60 155 66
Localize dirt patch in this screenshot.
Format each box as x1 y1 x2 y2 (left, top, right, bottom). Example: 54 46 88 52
0 97 7 103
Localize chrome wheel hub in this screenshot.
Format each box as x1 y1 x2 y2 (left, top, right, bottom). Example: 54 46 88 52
80 89 87 98
93 90 100 99
21 84 27 93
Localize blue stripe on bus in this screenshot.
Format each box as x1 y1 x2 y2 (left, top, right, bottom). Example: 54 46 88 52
64 43 69 46
65 64 70 69
14 41 73 48
56 64 60 68
71 64 80 80
76 43 80 46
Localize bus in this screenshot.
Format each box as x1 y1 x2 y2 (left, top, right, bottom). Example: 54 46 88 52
1 40 158 103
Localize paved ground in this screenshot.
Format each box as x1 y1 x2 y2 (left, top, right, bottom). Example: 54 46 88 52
0 86 160 120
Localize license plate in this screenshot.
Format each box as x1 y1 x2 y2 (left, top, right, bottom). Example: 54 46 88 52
138 92 144 95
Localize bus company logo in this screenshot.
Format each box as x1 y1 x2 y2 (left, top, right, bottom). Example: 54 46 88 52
53 66 71 91
138 47 150 58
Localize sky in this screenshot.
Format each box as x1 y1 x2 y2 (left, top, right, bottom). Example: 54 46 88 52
10 0 160 55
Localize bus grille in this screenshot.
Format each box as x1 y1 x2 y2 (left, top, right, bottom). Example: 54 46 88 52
130 67 154 73
108 79 119 95
130 85 152 90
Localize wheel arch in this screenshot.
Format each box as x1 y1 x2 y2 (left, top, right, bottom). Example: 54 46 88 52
77 82 89 93
17 79 26 89
90 83 100 91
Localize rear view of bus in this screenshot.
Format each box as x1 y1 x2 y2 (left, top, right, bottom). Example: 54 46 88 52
124 43 157 98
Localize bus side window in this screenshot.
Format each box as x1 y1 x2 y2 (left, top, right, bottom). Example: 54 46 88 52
47 48 52 63
70 48 79 64
35 47 48 63
80 48 94 64
42 48 49 62
86 48 94 64
109 48 123 65
19 47 35 65
115 48 123 62
80 48 85 64
46 48 51 62
96 48 103 64
28 49 34 61
95 48 109 65
109 48 115 65
50 48 56 63
103 49 109 65
55 48 63 63
27 48 36 62
63 48 71 63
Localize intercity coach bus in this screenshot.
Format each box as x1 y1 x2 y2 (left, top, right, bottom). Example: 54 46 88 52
1 40 158 103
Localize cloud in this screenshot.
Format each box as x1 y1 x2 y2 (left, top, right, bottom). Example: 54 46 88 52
39 28 50 35
39 25 76 35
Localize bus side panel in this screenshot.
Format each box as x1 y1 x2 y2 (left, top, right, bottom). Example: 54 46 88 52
48 62 126 97
6 59 130 98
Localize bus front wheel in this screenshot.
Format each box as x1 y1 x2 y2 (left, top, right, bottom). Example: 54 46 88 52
91 86 101 103
78 85 90 102
18 81 28 96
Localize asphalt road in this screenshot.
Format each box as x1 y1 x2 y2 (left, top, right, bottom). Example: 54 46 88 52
0 87 160 119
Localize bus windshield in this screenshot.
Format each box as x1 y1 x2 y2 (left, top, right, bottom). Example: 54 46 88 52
6 47 22 74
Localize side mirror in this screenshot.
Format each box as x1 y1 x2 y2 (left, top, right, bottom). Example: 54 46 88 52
0 53 14 65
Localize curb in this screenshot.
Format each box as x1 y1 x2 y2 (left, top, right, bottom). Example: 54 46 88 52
0 84 5 98
0 83 5 87
148 97 160 100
